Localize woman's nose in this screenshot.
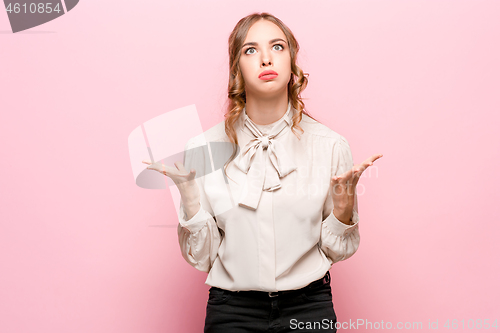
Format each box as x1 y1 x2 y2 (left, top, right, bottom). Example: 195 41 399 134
261 51 272 66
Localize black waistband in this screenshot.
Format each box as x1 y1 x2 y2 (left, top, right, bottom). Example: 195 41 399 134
213 271 331 298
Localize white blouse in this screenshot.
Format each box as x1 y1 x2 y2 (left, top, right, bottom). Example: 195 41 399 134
177 101 360 292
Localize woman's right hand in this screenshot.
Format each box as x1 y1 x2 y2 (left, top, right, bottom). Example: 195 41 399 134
142 159 201 218
142 159 196 187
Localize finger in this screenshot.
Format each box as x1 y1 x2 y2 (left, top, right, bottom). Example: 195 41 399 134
349 164 370 186
352 170 362 187
363 154 383 165
147 161 172 174
174 161 196 177
352 166 363 180
332 168 354 185
331 174 343 184
331 169 350 184
174 161 187 172
354 154 382 175
142 160 152 165
343 167 357 183
332 153 382 184
351 154 382 185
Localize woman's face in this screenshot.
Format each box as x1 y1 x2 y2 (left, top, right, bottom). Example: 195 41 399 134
239 19 292 100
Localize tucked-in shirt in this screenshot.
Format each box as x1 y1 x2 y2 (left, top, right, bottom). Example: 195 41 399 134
177 101 360 292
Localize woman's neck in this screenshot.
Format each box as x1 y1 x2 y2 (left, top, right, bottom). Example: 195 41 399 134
244 94 289 125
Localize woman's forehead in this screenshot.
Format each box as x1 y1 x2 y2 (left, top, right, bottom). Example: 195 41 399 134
244 20 287 44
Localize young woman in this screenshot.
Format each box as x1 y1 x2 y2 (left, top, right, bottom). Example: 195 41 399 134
144 12 382 333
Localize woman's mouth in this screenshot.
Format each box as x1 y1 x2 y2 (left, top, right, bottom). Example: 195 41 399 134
259 70 278 80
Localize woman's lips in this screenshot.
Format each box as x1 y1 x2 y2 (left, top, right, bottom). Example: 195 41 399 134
259 70 278 80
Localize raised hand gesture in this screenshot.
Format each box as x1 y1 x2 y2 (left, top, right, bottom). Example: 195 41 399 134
142 159 201 219
142 160 197 187
330 153 383 224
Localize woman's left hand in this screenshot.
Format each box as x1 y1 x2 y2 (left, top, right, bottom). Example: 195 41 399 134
330 153 383 224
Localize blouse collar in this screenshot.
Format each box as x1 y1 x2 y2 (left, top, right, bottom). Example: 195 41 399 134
234 100 297 210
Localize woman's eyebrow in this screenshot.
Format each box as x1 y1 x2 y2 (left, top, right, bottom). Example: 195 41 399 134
242 38 287 48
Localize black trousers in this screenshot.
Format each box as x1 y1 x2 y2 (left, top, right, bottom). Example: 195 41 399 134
204 271 337 333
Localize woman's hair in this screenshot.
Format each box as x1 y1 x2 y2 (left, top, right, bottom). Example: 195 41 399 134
223 12 321 177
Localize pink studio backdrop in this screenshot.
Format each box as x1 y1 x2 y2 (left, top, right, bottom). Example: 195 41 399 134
1 0 499 332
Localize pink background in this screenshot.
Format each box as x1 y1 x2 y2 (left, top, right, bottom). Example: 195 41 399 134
1 0 499 332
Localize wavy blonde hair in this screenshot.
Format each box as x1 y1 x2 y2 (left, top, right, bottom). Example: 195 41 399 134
223 12 321 177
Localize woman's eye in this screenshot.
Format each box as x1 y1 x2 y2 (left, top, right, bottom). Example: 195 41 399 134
244 44 284 55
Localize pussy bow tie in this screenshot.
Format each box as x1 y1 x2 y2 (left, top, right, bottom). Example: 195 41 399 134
234 104 298 210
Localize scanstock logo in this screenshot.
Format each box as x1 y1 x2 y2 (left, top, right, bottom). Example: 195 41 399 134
3 0 79 33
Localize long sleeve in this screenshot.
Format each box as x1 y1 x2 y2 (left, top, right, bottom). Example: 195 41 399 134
177 138 222 273
320 135 361 265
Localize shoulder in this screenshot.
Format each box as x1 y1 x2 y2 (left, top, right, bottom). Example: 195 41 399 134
299 113 348 145
185 119 228 149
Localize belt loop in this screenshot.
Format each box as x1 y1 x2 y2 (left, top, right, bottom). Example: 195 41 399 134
325 271 331 284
